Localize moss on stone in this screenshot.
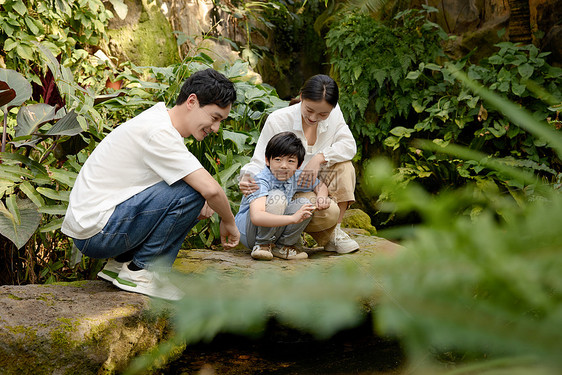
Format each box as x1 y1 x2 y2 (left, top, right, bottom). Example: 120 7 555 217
342 209 377 235
106 0 180 67
50 280 89 287
50 317 79 348
7 294 22 300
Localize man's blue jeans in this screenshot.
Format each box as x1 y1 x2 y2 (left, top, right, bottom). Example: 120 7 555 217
73 180 205 269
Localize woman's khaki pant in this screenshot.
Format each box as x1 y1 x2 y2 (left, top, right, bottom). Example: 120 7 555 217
293 161 356 246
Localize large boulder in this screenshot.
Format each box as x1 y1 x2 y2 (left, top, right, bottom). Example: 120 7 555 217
102 0 180 67
0 281 171 375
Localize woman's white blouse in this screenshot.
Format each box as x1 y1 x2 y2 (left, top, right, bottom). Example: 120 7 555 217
240 102 357 178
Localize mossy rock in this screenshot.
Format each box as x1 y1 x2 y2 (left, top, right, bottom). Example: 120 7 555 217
0 282 173 375
104 0 180 67
341 209 377 235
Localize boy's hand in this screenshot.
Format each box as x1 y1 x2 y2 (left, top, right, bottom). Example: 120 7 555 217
316 196 331 211
220 221 240 250
239 174 258 196
292 203 316 224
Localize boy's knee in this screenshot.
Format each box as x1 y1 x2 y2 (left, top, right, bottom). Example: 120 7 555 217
266 189 287 215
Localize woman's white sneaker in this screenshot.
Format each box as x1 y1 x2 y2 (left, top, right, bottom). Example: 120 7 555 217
324 225 359 254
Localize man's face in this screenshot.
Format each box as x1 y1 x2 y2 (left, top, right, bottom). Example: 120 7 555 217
266 154 299 181
191 103 231 141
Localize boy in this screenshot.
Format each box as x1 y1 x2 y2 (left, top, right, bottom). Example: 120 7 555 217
235 131 331 260
62 68 240 300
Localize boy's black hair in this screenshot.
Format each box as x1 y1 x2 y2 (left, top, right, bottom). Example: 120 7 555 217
265 131 306 168
176 68 237 108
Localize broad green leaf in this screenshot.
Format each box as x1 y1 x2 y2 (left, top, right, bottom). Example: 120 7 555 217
0 164 34 179
0 68 32 109
218 163 241 189
518 63 534 79
222 130 248 152
46 110 83 136
12 0 27 16
6 194 21 225
24 16 39 35
0 171 24 182
49 169 77 187
16 43 34 60
15 103 57 137
20 181 45 207
40 217 64 233
36 187 70 202
32 41 61 79
0 152 48 176
389 126 414 138
37 204 67 215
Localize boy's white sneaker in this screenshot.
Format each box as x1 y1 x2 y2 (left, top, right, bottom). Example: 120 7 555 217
272 245 308 260
112 265 183 301
97 259 129 282
324 225 359 254
251 244 274 260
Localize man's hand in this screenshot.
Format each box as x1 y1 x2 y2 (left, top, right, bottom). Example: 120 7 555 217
239 173 258 196
220 220 240 249
197 201 215 220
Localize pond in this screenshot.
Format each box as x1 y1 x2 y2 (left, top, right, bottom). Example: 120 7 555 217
159 318 404 374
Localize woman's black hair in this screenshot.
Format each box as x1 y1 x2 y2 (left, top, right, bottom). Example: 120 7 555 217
265 131 306 168
299 74 339 107
176 68 237 108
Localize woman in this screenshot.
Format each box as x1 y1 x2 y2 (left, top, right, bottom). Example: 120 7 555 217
239 74 358 254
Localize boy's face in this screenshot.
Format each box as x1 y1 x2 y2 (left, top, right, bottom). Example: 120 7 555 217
266 154 299 181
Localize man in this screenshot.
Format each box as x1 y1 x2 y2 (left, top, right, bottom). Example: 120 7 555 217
62 68 240 300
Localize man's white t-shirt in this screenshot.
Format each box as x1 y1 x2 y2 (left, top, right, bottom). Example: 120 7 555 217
62 103 203 239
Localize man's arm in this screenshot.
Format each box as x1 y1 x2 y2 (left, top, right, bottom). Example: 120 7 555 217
183 169 239 248
249 196 315 227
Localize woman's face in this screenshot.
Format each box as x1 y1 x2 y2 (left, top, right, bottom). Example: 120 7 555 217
300 98 333 127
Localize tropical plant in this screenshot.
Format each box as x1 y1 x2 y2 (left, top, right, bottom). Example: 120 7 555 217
0 0 119 86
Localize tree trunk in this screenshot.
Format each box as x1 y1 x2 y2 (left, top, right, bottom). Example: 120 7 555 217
508 0 532 44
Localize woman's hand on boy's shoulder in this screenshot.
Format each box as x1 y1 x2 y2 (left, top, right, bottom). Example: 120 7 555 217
239 173 258 196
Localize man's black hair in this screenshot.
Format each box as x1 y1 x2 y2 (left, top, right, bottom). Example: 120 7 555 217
265 131 306 168
176 68 237 108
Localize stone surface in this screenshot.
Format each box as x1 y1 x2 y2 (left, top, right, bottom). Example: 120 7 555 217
0 227 400 374
0 281 170 375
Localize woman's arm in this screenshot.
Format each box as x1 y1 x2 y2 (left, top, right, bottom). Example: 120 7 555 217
320 105 357 165
313 182 331 210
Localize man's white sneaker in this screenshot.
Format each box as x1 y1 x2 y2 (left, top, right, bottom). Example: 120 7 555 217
97 259 128 282
251 244 274 260
272 245 308 260
112 265 183 301
324 225 359 254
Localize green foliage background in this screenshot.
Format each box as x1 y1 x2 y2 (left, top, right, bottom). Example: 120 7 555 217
1 1 562 374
